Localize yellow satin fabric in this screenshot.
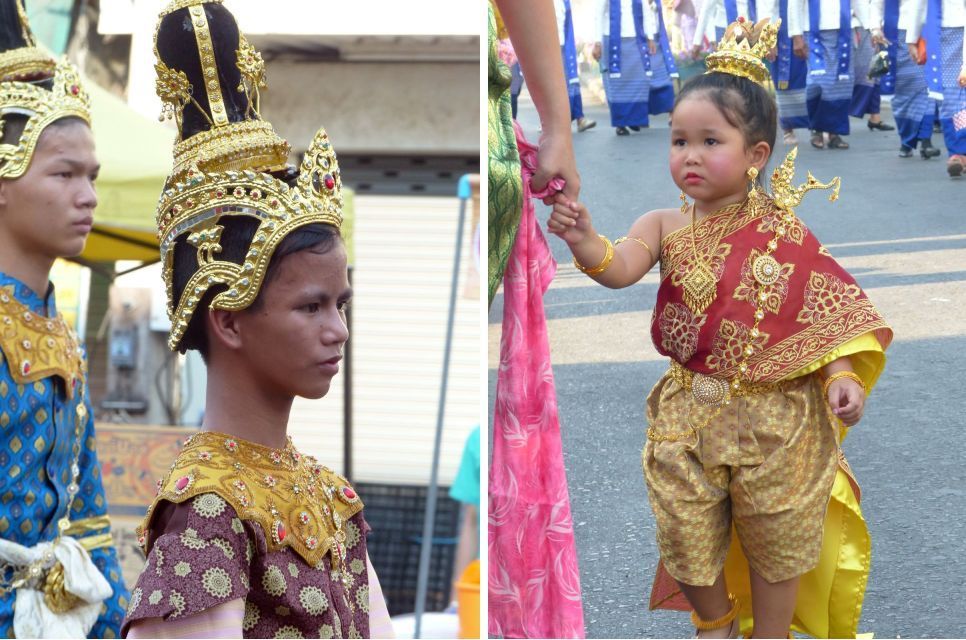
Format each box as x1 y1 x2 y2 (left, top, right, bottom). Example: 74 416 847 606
721 331 884 638
787 332 886 391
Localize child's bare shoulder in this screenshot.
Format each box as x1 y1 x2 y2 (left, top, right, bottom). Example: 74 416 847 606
629 207 685 240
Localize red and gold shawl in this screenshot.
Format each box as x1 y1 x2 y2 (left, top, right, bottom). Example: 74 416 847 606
651 196 892 383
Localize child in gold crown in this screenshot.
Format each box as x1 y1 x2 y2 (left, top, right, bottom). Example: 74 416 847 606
548 18 893 639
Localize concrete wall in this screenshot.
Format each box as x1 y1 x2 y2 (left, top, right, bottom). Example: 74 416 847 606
242 60 479 156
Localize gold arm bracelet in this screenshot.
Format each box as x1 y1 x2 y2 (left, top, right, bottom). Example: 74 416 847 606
823 370 866 396
77 533 115 552
573 234 615 276
615 236 655 261
691 593 740 631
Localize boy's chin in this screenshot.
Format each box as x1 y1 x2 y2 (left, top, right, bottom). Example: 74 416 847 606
298 383 332 401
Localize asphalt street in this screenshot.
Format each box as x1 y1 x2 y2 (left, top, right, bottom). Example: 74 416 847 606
488 100 966 638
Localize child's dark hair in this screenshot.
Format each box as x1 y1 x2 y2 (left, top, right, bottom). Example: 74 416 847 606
673 72 777 154
171 219 342 359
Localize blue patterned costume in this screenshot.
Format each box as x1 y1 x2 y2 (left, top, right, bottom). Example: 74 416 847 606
0 272 129 638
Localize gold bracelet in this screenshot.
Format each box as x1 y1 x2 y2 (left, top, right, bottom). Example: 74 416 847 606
573 234 614 276
823 370 866 397
615 236 655 261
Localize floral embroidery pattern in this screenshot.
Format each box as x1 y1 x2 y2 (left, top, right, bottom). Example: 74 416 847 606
274 624 304 638
796 271 862 325
168 591 185 617
345 521 361 550
148 589 163 605
263 564 288 597
174 561 191 577
350 558 365 575
299 586 329 616
354 584 369 613
179 527 208 550
243 601 260 631
202 567 233 598
733 248 796 315
658 302 707 363
193 493 227 519
705 318 771 372
756 209 806 245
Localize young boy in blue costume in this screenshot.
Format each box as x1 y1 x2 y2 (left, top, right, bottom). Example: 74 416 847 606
0 0 128 636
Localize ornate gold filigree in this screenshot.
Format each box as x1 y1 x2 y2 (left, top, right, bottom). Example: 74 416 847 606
658 302 707 364
705 18 780 86
140 431 363 570
795 271 862 325
0 288 85 396
770 147 841 214
154 60 192 126
158 127 343 351
236 34 266 115
0 59 91 179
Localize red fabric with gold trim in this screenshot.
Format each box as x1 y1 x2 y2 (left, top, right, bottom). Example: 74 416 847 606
652 199 892 381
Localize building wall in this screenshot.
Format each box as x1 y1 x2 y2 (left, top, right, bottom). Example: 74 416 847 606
259 60 479 156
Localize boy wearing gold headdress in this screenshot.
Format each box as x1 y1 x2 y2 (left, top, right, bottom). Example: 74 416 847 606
120 2 391 638
0 0 129 636
548 19 892 638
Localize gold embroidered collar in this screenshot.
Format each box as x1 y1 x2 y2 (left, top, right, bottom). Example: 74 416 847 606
140 431 364 569
0 287 85 398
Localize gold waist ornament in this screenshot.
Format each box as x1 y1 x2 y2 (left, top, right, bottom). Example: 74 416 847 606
647 362 783 442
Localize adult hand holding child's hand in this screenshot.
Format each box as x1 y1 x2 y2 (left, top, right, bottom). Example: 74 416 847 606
547 194 592 245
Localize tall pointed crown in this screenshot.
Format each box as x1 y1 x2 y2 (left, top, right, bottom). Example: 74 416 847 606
153 0 290 179
0 0 91 179
705 18 780 86
154 0 344 352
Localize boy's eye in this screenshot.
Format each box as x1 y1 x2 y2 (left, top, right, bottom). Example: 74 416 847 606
705 138 718 146
303 302 321 313
337 299 352 312
672 139 686 146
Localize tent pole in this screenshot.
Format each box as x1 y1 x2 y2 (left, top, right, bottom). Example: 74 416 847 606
413 175 470 638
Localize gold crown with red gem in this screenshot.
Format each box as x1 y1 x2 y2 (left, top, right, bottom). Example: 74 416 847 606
0 0 91 179
705 17 780 87
155 0 343 352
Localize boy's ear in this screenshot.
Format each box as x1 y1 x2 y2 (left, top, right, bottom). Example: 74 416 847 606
206 308 244 351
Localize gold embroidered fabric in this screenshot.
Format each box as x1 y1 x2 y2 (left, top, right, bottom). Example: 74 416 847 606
0 288 84 397
643 371 839 585
139 431 363 569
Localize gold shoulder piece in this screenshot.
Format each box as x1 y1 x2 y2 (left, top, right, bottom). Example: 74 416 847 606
137 432 363 569
769 147 841 214
0 289 85 396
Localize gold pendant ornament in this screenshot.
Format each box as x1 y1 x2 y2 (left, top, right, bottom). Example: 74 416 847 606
681 263 717 315
752 254 781 286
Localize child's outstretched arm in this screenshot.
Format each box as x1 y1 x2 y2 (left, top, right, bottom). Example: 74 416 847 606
547 193 661 289
822 356 866 426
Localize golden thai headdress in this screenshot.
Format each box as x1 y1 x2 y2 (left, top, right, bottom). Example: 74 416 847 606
154 0 344 352
0 0 91 179
705 17 780 86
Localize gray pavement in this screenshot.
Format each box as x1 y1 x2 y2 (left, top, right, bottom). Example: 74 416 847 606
488 100 966 638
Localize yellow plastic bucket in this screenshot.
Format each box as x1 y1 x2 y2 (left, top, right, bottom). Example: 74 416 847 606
455 559 480 639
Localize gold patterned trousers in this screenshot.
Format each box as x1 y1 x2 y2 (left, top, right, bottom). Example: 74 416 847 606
642 370 838 586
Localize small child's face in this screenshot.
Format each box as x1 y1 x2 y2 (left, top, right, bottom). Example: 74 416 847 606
233 242 351 400
669 95 754 205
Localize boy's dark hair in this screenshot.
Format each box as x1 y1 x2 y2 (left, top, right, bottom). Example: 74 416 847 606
673 71 777 155
171 220 342 359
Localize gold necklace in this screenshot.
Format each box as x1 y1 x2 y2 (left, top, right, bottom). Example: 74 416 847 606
680 200 743 314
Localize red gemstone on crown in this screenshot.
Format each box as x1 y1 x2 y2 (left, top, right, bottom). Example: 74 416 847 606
174 475 191 493
273 520 287 543
323 174 335 190
738 16 745 22
21 361 30 375
70 85 79 95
